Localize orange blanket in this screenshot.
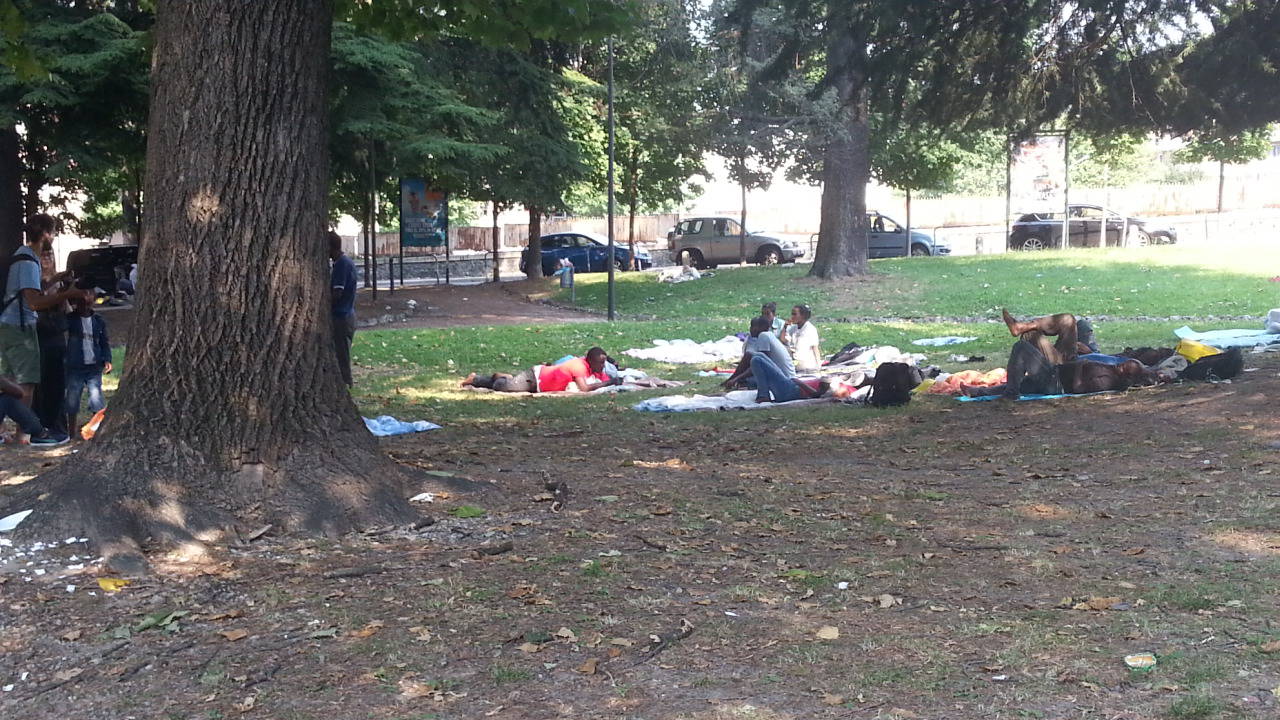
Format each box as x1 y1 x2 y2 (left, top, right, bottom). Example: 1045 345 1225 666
928 368 1008 395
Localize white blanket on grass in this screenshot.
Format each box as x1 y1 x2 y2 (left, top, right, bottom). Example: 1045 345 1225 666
1174 325 1280 349
623 336 745 364
364 416 442 437
632 389 855 413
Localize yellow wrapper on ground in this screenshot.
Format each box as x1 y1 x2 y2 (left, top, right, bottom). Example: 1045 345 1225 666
1175 339 1222 363
1123 653 1157 669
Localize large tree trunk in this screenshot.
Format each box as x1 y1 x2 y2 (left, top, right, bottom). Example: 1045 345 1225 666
808 14 869 280
524 206 543 279
0 126 23 257
3 0 416 571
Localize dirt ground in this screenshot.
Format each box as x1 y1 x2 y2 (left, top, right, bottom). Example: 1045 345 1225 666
3 350 1278 719
96 281 591 345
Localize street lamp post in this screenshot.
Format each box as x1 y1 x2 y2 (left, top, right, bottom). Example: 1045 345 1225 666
606 36 617 322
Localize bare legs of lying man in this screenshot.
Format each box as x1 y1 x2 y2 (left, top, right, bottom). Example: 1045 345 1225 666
962 310 1082 399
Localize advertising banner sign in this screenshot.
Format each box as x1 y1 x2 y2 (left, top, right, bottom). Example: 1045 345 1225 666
1010 135 1067 214
400 179 447 247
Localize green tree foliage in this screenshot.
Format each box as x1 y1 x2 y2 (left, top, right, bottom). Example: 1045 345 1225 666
608 0 710 229
0 4 148 237
328 23 506 228
719 1 1280 277
1175 126 1272 166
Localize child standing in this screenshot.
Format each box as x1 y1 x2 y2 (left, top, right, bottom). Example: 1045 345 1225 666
64 296 111 437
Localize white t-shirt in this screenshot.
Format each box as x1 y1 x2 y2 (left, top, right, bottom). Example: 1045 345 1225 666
744 331 794 377
81 316 96 364
788 321 822 372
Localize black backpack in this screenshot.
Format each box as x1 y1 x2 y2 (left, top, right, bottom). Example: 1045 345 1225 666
0 249 39 328
1180 347 1244 382
869 362 923 407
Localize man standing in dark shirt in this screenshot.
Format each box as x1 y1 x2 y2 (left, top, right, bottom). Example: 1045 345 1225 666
328 231 357 387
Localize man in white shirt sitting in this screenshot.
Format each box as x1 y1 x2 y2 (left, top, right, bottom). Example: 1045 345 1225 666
785 304 822 373
722 316 794 389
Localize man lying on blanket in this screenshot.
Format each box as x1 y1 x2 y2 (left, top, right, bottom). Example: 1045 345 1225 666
461 346 620 393
962 310 1172 400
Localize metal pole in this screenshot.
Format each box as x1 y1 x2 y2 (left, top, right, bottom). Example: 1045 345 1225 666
1061 131 1070 250
362 145 371 288
491 202 500 283
606 35 616 321
388 257 394 293
370 141 377 300
739 172 747 264
1004 134 1012 254
394 176 404 285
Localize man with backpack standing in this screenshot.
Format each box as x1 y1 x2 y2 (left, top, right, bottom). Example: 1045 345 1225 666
1 214 89 442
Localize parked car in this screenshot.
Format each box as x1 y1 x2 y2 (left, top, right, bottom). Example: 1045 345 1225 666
666 217 805 268
806 213 951 258
1008 204 1178 251
520 232 652 276
66 244 138 295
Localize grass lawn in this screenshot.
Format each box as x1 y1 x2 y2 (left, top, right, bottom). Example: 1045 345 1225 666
554 244 1280 321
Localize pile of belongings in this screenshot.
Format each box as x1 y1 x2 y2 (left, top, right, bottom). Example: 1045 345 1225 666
657 265 704 283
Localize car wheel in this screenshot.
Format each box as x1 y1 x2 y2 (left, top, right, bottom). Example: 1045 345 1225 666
909 244 930 257
1130 230 1150 248
1020 235 1047 251
756 246 782 265
613 257 626 272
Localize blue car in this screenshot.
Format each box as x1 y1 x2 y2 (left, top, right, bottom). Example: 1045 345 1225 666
522 232 652 275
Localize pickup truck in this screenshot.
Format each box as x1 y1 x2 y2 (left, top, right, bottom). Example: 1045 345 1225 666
667 217 805 268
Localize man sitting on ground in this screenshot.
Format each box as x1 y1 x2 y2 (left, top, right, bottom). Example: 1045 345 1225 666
784 304 822 373
963 309 1167 399
761 302 785 339
722 316 794 390
462 346 619 393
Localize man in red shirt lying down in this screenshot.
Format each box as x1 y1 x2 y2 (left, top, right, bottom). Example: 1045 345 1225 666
461 346 619 393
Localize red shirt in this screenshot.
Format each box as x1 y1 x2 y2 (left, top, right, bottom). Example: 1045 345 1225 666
538 357 607 392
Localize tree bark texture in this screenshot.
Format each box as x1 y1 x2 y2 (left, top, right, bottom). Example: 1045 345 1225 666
524 206 543 279
0 126 23 257
4 0 415 569
808 10 870 280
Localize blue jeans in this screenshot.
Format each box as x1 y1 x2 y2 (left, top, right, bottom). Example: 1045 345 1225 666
1 393 44 436
751 354 801 403
64 364 105 416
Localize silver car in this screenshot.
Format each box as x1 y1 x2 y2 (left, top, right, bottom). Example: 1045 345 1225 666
666 216 805 268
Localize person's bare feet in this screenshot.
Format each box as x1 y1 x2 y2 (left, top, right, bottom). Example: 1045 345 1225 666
460 372 477 387
1001 308 1020 336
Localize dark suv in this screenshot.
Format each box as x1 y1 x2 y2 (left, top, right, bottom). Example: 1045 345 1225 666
66 245 138 294
1008 204 1177 251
